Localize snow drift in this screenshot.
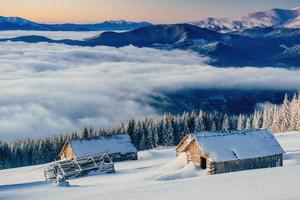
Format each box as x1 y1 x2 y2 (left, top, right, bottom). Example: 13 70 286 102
153 153 205 181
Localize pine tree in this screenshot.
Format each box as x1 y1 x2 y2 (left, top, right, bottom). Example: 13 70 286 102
297 93 300 131
0 140 11 169
175 117 185 144
81 127 89 139
211 120 217 131
144 120 154 149
138 122 147 150
262 108 272 129
252 111 263 129
245 117 252 130
290 94 299 131
222 114 230 131
157 119 164 146
237 114 245 130
151 121 159 148
272 106 281 133
280 94 291 132
195 111 206 132
162 114 174 146
187 111 196 133
133 121 142 147
127 119 136 143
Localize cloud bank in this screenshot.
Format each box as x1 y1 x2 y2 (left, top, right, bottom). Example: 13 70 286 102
0 41 300 141
0 31 101 40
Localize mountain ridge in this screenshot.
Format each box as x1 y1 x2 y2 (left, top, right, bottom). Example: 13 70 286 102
0 16 152 31
1 23 299 68
191 7 300 32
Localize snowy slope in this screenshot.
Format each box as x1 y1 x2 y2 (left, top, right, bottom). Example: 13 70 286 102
192 7 300 31
0 133 299 200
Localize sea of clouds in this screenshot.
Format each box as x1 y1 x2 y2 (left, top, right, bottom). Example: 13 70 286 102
1 40 300 141
0 31 101 40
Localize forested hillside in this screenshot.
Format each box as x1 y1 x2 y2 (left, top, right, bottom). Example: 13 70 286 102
0 93 299 169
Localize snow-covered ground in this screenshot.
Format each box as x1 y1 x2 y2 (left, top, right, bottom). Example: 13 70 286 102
0 132 300 200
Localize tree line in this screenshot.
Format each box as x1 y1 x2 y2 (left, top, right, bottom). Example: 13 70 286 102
0 93 299 169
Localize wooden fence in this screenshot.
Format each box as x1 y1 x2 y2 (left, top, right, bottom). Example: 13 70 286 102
44 153 115 181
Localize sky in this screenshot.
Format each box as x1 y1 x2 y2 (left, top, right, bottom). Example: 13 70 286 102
1 0 300 23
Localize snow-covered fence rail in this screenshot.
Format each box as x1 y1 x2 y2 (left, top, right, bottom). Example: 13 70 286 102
44 153 115 181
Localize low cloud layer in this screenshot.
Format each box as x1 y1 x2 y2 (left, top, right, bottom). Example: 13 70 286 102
0 41 300 141
0 31 101 40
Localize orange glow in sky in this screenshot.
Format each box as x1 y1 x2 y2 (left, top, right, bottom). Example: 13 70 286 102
1 0 298 23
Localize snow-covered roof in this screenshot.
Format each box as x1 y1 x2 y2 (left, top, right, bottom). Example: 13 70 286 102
192 129 285 162
69 134 137 158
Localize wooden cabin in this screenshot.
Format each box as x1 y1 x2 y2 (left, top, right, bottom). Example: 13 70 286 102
176 129 285 174
59 134 138 162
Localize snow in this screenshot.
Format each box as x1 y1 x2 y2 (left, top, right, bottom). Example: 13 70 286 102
275 132 300 166
0 132 300 200
192 129 285 162
158 152 188 171
285 16 300 28
192 7 300 30
154 153 206 181
69 134 137 157
0 16 33 25
279 44 288 49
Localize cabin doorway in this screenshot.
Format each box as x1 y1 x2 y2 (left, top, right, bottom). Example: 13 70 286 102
200 157 207 169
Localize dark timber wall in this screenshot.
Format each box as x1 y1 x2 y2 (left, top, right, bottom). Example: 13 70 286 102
209 154 283 174
109 152 138 162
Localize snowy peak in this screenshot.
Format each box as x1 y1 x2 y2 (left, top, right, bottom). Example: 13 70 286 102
0 16 47 30
0 16 29 24
291 7 300 10
103 20 134 25
192 7 300 31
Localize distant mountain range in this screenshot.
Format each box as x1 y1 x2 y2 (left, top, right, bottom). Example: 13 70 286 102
2 23 299 68
1 8 300 68
0 16 151 31
2 7 300 32
192 7 300 32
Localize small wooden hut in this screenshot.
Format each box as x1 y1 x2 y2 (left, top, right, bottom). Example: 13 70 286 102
59 134 138 162
176 129 285 174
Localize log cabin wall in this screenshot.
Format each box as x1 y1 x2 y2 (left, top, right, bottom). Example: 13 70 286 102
209 154 283 174
176 135 192 156
185 140 203 166
60 143 76 160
